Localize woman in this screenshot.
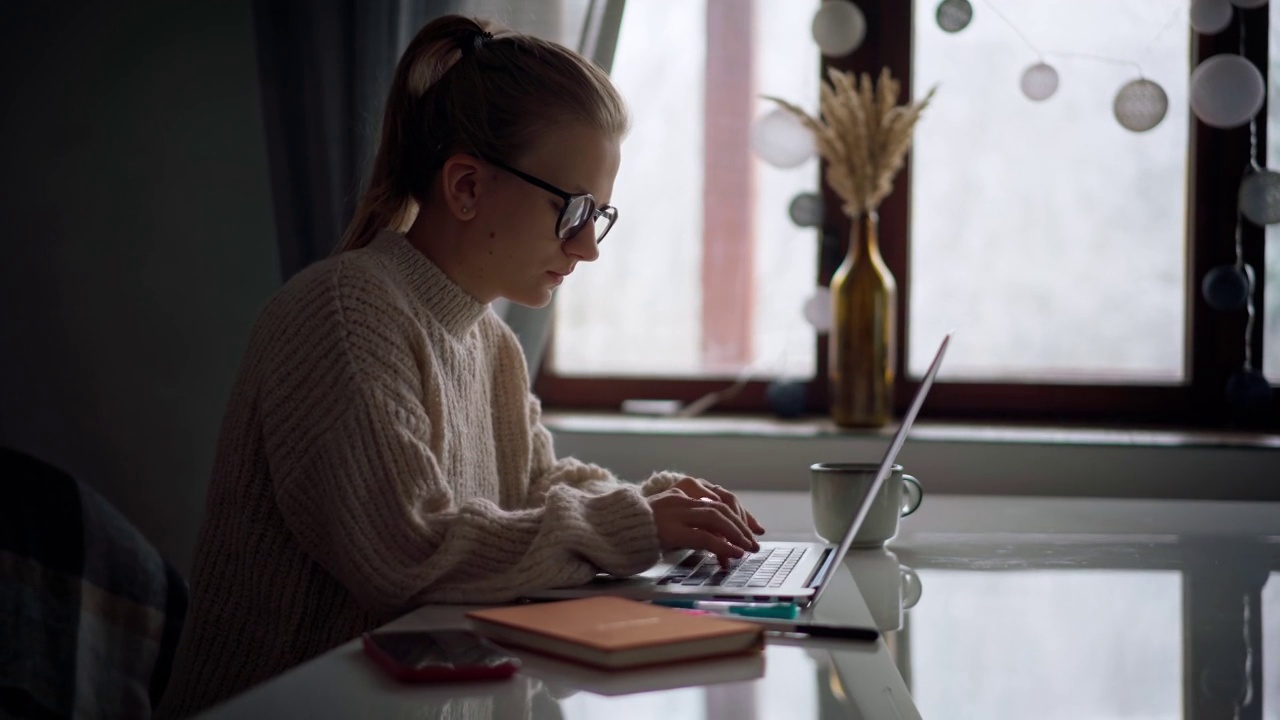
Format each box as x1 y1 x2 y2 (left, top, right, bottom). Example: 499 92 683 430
157 14 764 718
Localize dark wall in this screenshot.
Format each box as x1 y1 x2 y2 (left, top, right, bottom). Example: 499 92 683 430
0 0 280 574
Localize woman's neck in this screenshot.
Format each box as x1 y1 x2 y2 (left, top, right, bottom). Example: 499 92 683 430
404 199 497 304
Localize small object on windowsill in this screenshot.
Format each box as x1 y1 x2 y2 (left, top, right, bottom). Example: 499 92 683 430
620 399 684 416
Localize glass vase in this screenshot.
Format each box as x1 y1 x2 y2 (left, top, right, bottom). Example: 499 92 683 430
829 211 897 427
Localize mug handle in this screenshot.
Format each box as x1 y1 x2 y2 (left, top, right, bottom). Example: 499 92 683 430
899 565 922 609
900 475 923 517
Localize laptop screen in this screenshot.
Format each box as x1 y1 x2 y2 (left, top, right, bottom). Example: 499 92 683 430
806 332 952 611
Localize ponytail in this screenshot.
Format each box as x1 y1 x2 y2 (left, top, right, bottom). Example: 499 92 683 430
334 14 629 254
336 16 487 252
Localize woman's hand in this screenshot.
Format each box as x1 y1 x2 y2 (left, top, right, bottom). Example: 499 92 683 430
646 479 766 567
664 476 766 535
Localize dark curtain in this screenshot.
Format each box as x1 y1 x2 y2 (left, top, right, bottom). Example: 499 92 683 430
252 0 460 280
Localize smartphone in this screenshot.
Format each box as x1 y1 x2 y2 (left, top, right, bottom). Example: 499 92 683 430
361 629 521 682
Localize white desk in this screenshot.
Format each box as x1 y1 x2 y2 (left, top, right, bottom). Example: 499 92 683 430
197 491 1280 720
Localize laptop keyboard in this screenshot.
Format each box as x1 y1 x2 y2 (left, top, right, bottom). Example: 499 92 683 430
657 547 804 589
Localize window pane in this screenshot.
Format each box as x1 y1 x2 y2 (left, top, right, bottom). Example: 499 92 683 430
551 1 818 379
1266 3 1280 383
750 0 820 381
553 1 706 377
908 0 1189 382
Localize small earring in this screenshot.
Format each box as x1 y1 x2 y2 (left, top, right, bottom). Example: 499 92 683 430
461 206 470 214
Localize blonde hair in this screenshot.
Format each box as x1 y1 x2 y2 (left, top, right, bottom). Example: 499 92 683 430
335 15 629 253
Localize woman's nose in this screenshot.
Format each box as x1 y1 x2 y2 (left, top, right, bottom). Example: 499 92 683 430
564 226 600 262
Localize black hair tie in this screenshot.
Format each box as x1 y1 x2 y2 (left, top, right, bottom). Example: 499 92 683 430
471 30 494 52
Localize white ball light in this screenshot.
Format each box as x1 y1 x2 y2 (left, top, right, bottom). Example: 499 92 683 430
750 108 816 168
1239 169 1280 225
1020 62 1059 101
1230 0 1267 9
803 288 833 332
1191 0 1233 33
812 1 867 58
1113 78 1169 132
936 0 974 33
1190 54 1264 129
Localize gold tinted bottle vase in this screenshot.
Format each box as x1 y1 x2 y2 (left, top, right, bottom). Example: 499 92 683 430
829 212 896 427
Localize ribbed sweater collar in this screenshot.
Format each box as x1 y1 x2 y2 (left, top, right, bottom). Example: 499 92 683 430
369 230 490 335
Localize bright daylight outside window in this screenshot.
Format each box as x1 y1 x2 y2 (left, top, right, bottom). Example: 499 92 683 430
552 0 821 379
908 0 1190 382
1267 0 1280 382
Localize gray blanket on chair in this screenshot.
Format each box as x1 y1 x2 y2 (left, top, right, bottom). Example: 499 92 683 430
0 448 187 720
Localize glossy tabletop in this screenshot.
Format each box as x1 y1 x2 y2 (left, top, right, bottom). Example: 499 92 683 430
198 491 1280 720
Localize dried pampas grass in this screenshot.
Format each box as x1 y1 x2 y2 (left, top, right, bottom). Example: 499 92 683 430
766 67 935 218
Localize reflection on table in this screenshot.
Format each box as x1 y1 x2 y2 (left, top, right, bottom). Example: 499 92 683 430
197 492 1280 720
881 496 1280 720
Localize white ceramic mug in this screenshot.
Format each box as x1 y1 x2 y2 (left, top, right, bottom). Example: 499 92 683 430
842 547 922 632
810 462 922 546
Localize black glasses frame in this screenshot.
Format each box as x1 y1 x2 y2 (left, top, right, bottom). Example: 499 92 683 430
485 158 618 243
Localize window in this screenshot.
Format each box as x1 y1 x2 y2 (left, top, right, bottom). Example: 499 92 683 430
1266 2 1280 384
909 0 1188 383
537 0 1277 428
552 0 820 380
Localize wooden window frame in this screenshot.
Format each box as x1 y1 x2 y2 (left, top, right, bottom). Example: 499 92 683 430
537 1 1279 430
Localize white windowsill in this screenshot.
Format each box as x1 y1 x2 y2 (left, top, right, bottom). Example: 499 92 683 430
543 411 1280 450
543 412 1280 501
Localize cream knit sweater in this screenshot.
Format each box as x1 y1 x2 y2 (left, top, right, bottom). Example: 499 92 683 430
157 231 680 718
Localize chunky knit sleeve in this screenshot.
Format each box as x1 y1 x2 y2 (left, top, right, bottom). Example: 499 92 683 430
524 393 626 501
523 395 690 500
479 316 686 504
258 263 660 612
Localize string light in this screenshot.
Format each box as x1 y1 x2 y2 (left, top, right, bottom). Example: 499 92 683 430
1216 20 1272 410
953 0 1177 132
938 0 1271 409
936 0 974 33
811 1 866 57
803 288 833 332
750 107 816 168
1020 62 1059 101
1220 116 1272 409
1202 265 1251 311
1238 168 1280 225
1191 0 1233 34
1114 78 1169 132
789 192 825 227
1189 54 1265 129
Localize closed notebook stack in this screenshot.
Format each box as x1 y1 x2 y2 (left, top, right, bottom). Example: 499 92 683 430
466 596 764 670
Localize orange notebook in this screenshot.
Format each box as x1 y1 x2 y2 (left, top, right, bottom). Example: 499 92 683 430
466 596 764 670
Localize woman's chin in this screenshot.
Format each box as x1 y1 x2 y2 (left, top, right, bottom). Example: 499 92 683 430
504 289 554 309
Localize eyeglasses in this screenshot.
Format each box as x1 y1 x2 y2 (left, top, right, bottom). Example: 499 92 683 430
485 158 618 243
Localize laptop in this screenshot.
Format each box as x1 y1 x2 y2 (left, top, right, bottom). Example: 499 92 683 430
530 332 952 606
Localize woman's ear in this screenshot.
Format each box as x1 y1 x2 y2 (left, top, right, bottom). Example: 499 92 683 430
440 154 483 220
